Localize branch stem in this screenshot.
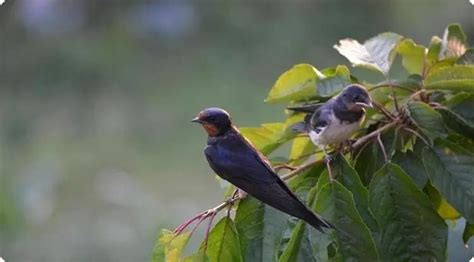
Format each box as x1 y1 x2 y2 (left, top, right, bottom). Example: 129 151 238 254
351 121 399 149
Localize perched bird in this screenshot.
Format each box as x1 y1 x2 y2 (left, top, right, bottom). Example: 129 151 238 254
291 84 372 178
192 108 333 232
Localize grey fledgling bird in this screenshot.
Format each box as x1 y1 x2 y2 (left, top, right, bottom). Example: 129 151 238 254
291 84 372 178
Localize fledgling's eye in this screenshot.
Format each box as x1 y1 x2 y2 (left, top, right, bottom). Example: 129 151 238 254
354 95 361 101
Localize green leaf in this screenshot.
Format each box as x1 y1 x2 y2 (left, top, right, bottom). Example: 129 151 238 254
289 136 317 165
440 23 468 59
202 217 243 262
288 163 325 195
241 114 308 155
265 64 352 103
279 221 314 262
152 230 192 262
457 49 474 65
331 155 379 237
426 36 442 66
316 65 352 97
369 164 448 261
447 93 474 123
436 107 474 138
265 64 319 103
425 183 461 220
463 222 474 245
392 150 429 189
240 123 288 155
354 141 386 185
377 127 406 158
279 188 318 262
234 197 289 262
151 232 166 262
334 32 403 75
422 141 474 222
183 250 209 262
312 181 379 261
396 38 426 75
425 65 474 92
407 102 447 139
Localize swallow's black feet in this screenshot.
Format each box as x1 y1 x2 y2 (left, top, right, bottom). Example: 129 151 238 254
227 189 247 204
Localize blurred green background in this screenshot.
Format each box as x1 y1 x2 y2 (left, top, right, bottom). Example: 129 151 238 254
0 1 473 261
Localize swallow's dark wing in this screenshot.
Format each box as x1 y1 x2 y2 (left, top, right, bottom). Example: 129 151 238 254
205 133 333 231
204 138 278 184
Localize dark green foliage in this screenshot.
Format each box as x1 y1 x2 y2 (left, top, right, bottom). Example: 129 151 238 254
153 24 473 262
313 181 379 261
422 141 474 223
234 197 288 261
369 164 447 261
463 222 474 245
392 149 428 189
203 217 243 262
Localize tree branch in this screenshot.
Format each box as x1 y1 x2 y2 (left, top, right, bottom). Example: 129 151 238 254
351 121 399 149
373 101 396 120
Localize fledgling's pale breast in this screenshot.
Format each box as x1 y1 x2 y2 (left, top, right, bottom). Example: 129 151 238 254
309 112 362 146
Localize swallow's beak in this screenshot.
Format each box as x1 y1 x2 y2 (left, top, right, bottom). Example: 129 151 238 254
355 101 373 108
191 117 203 124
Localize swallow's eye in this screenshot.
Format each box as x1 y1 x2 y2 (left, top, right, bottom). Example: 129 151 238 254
208 116 216 122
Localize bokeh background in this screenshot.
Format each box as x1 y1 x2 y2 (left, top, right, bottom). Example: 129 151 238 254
0 0 473 261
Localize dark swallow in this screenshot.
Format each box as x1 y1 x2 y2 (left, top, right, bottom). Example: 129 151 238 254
192 108 333 232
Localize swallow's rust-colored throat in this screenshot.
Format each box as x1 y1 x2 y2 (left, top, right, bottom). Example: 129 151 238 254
201 122 219 136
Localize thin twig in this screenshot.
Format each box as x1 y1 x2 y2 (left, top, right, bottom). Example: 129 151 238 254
190 215 206 235
274 164 296 172
174 210 207 234
288 149 323 163
409 90 424 101
377 133 389 162
387 78 400 113
372 101 396 120
351 121 399 149
403 126 430 146
280 159 323 180
203 211 217 252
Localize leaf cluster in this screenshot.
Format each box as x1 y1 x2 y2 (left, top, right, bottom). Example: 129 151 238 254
154 24 474 262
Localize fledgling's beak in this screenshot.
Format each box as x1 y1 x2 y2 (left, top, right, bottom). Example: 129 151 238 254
355 101 373 108
191 117 203 124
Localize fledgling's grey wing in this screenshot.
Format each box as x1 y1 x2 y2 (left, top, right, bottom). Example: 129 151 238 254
287 103 324 113
309 101 334 135
290 100 333 134
291 113 313 133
